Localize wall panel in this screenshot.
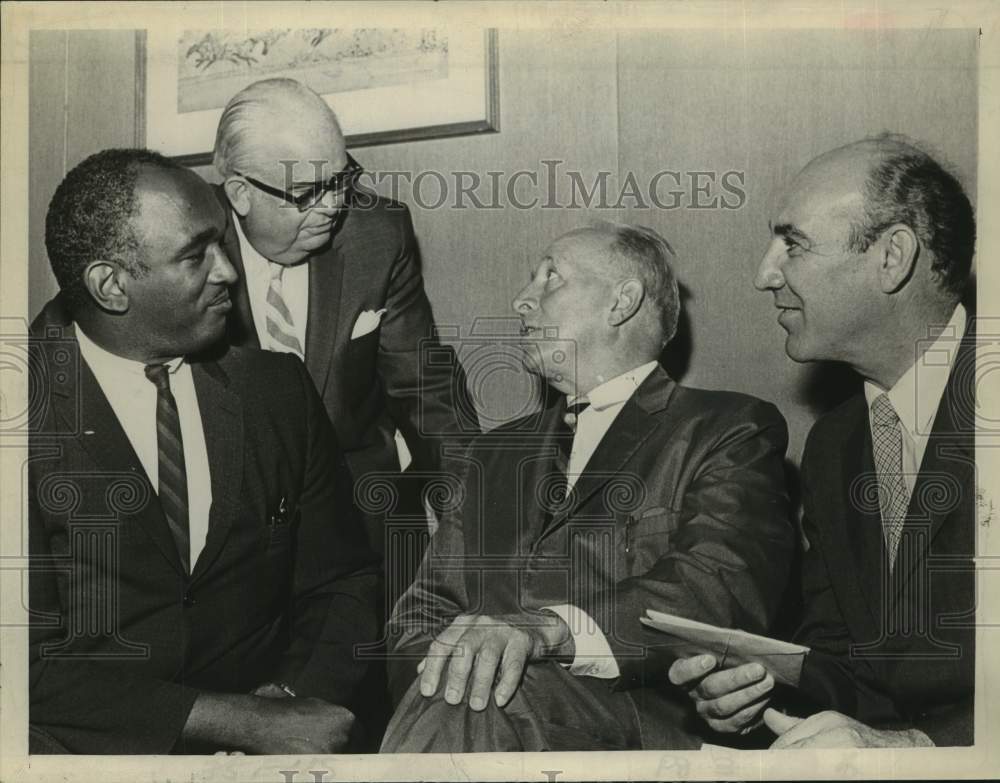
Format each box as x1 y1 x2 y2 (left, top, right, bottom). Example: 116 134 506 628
29 27 978 461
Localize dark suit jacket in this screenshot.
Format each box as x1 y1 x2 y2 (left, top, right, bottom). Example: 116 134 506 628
217 186 477 519
28 301 380 754
794 325 976 745
386 366 793 748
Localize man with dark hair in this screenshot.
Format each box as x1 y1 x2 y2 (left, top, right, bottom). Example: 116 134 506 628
381 223 792 751
669 135 977 748
29 148 379 754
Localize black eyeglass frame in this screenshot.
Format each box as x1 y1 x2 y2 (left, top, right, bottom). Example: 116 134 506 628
235 153 363 212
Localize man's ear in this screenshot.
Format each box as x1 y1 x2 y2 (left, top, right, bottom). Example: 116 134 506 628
878 224 919 294
609 278 645 326
223 176 251 218
83 261 129 314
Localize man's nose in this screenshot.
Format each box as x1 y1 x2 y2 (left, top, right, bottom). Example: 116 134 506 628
512 283 538 315
209 244 239 285
754 241 785 291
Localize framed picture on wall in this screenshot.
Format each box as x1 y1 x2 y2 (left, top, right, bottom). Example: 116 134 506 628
140 27 499 165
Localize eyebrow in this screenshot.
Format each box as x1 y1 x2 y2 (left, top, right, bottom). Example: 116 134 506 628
769 221 813 246
174 226 221 259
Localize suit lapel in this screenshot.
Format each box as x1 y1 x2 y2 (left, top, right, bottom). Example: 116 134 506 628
304 240 345 395
891 328 976 599
802 399 885 643
189 359 245 582
216 187 260 350
536 367 674 542
54 332 186 575
519 405 564 549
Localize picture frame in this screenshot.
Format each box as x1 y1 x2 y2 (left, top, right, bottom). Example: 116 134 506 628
139 27 499 165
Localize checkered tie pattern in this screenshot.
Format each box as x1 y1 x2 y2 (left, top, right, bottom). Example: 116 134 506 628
870 393 909 570
265 262 304 360
144 364 190 574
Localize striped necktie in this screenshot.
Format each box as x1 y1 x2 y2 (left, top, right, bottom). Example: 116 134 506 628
265 262 304 359
144 363 190 574
870 393 909 570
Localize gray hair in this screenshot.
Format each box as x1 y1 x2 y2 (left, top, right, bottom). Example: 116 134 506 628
597 221 680 345
213 78 342 176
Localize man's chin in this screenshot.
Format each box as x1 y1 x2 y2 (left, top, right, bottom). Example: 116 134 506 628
185 321 229 357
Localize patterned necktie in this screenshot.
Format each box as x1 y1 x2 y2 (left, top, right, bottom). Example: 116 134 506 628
144 364 190 574
870 393 909 571
265 263 304 359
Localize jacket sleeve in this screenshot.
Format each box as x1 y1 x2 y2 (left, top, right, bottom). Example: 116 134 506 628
274 358 381 709
375 204 479 474
591 399 794 689
383 444 478 706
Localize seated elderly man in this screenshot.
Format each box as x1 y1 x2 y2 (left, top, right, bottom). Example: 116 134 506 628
381 223 794 751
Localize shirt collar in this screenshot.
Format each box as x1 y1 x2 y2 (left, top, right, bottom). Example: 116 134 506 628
571 360 659 411
864 304 966 438
76 324 184 379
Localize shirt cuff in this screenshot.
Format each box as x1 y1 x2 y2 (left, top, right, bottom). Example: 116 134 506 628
543 604 620 678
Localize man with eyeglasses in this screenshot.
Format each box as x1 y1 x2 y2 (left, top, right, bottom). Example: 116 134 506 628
212 78 477 564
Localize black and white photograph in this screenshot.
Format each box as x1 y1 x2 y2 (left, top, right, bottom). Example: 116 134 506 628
0 1 997 781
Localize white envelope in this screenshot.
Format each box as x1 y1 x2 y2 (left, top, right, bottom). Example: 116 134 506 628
351 308 387 339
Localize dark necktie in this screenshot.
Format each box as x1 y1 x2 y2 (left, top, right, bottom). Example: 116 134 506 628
548 397 591 512
144 363 190 573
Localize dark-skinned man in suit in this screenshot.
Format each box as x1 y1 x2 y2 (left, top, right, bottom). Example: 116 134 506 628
29 149 379 754
669 135 977 748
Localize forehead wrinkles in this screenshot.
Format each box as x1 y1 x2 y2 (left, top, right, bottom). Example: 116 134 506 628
778 181 864 238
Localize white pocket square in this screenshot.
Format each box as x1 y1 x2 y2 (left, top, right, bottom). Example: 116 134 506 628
351 308 387 339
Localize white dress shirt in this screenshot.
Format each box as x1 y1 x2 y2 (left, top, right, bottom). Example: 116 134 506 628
864 304 966 500
546 360 660 679
233 212 310 354
76 327 212 569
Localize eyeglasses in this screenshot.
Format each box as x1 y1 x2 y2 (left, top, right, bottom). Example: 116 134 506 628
235 153 364 212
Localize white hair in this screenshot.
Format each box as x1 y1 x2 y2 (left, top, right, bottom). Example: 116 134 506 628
213 78 342 176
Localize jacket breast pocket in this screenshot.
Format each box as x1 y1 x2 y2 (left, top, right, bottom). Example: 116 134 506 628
261 500 298 553
623 507 679 574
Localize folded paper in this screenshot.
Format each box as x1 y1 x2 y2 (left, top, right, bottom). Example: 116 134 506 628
640 608 809 688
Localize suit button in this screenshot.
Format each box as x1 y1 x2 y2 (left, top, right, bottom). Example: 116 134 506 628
182 593 196 608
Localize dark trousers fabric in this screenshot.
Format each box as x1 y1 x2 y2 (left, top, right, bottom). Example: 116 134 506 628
380 661 699 752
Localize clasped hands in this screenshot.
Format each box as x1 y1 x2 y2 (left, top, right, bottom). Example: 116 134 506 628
668 654 933 748
416 611 574 711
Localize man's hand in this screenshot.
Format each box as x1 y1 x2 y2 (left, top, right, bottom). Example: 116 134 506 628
417 612 572 711
668 655 775 733
765 709 934 749
246 697 356 754
183 692 356 754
